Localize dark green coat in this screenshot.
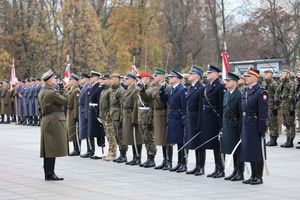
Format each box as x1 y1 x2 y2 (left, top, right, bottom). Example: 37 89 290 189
38 84 68 158
221 88 242 154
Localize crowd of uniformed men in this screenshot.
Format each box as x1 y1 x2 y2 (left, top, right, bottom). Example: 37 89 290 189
1 64 300 184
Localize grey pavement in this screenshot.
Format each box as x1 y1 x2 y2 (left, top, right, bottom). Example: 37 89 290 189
0 124 300 200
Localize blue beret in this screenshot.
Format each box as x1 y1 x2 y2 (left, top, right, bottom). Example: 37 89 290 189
125 73 137 80
189 66 203 78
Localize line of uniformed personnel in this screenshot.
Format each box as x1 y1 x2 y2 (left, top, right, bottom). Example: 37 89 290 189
3 65 300 184
33 65 271 185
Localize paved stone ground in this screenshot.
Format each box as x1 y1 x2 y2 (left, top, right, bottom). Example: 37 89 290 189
0 124 300 200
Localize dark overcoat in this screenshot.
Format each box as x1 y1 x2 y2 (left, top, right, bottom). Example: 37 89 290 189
79 83 90 139
184 81 204 149
200 78 225 149
240 84 268 162
160 83 187 144
221 88 242 154
87 82 105 146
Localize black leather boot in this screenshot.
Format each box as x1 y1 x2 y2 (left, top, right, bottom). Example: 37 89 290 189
266 136 277 146
243 162 256 184
187 150 199 175
170 145 181 172
143 155 155 168
126 146 137 165
155 146 167 170
4 115 10 124
0 115 4 123
131 145 142 165
195 149 205 176
163 146 173 170
209 149 224 178
231 156 244 181
225 154 238 180
176 148 188 173
280 137 291 148
69 141 80 156
251 161 263 185
80 139 94 158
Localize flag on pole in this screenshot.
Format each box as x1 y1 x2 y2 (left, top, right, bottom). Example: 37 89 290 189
63 63 71 86
221 49 230 80
131 64 139 75
10 58 18 89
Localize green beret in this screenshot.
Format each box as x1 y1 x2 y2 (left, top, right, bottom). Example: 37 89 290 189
153 68 166 75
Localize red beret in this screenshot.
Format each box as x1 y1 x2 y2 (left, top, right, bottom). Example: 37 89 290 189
140 72 152 78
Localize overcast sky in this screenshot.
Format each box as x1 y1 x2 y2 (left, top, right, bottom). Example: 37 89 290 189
226 0 261 23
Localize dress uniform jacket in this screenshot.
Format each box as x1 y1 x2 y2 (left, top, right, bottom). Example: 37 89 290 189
38 84 68 158
185 81 204 149
140 84 168 145
200 78 225 149
78 83 90 139
66 84 80 142
240 84 268 162
87 82 105 145
34 84 42 116
121 85 143 145
160 83 187 144
221 88 242 154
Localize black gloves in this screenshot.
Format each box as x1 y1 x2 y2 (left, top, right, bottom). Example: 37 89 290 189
147 123 153 131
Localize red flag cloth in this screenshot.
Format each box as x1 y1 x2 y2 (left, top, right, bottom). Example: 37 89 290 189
221 51 230 80
10 61 18 89
63 63 71 86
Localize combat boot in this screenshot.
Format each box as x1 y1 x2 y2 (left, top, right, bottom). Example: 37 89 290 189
143 155 155 168
155 146 167 170
139 154 149 167
103 153 116 161
116 150 127 163
280 137 290 148
266 136 277 146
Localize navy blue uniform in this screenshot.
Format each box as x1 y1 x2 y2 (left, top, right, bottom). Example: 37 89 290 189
240 84 268 162
185 81 204 149
160 83 186 144
200 78 225 149
79 83 90 140
87 82 105 147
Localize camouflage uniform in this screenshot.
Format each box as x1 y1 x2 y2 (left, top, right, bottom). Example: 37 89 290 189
261 77 279 145
275 77 295 147
295 78 300 130
137 84 157 167
109 83 127 162
99 84 117 161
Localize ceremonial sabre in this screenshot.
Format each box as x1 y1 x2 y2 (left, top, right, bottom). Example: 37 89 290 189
75 122 81 153
225 139 241 170
177 131 201 152
133 126 139 157
261 137 269 175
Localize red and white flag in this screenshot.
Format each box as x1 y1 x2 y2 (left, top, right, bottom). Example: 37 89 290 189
221 50 230 80
63 63 71 86
131 64 139 75
10 58 18 89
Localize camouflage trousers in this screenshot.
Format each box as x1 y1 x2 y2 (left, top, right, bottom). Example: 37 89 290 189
139 124 157 156
282 108 296 138
103 120 117 156
268 106 279 137
112 121 128 151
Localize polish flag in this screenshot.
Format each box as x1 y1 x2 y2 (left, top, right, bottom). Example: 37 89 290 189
63 63 71 86
10 58 18 89
221 51 230 80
